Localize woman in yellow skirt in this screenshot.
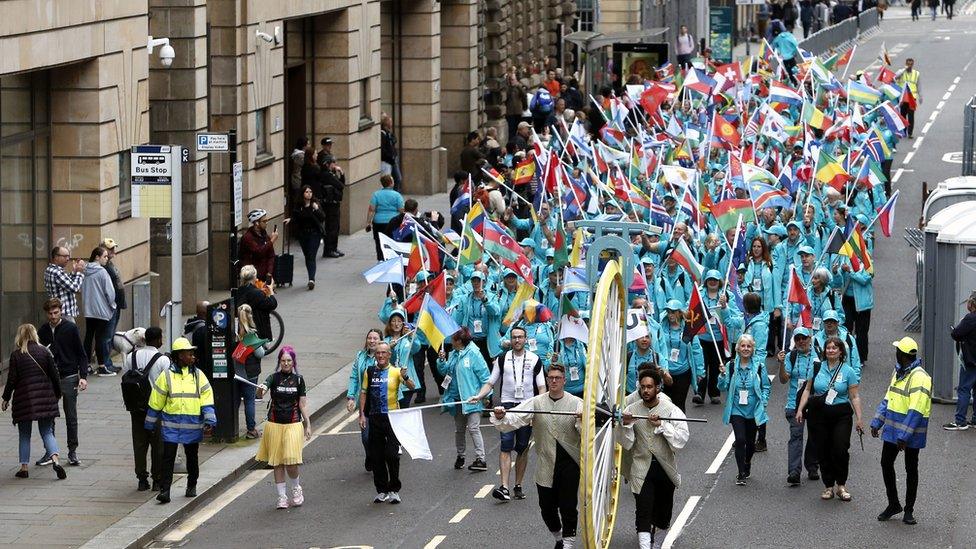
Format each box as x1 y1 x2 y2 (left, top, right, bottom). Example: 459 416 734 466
256 345 310 509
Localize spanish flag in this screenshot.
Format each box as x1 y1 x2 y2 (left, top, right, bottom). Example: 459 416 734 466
513 157 535 186
815 149 851 192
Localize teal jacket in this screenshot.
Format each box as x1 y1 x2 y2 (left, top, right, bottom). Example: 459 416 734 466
559 338 588 395
347 350 376 404
656 321 705 381
744 259 782 314
718 356 771 425
436 342 491 415
456 292 503 357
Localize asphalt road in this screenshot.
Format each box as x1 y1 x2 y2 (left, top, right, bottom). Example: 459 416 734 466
153 10 976 549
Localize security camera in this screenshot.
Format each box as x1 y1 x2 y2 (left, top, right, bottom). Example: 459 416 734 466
256 26 281 46
159 44 175 67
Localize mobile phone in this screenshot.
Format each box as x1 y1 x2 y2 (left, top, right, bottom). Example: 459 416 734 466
273 224 278 233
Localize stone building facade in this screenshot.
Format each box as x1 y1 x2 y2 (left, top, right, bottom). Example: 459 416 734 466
0 0 573 359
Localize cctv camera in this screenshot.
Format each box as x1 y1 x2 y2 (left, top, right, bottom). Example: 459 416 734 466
159 44 175 67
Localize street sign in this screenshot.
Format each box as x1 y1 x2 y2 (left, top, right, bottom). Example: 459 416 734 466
197 132 230 152
233 161 244 227
131 145 173 218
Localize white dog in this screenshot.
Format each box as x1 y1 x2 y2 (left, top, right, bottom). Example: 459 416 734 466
113 327 146 356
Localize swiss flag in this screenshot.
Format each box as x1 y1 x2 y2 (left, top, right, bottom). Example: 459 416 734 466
712 62 742 92
876 66 896 85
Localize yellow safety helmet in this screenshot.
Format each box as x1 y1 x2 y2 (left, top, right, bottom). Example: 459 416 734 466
171 337 197 352
891 336 918 354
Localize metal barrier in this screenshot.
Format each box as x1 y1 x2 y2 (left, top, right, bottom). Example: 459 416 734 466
964 95 976 176
798 8 880 56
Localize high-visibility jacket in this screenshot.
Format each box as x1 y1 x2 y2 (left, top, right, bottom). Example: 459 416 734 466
897 69 920 98
870 362 931 449
145 365 216 444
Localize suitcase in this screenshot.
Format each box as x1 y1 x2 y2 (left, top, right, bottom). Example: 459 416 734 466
273 226 294 287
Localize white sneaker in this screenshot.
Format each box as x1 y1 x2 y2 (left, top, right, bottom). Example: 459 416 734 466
291 485 304 506
373 492 388 503
562 536 575 549
387 491 401 504
276 495 289 509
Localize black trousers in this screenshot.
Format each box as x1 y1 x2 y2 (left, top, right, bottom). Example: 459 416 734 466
697 340 726 399
900 103 916 136
371 221 390 261
768 312 784 355
730 415 758 476
881 441 919 512
537 446 580 538
412 344 441 397
634 458 676 533
810 403 853 487
60 375 79 452
473 338 493 371
322 202 341 254
783 59 798 85
130 411 162 481
663 370 692 413
160 441 198 491
842 295 871 363
368 414 401 493
83 317 109 366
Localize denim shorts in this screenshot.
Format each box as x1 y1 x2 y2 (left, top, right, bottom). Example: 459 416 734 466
499 401 532 453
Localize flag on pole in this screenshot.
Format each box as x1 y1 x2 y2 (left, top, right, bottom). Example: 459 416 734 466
503 282 538 325
711 198 757 233
362 257 405 286
670 238 704 282
683 284 709 341
873 189 899 237
513 158 536 185
787 267 813 328
814 149 851 191
388 408 433 460
416 294 461 350
558 314 589 342
457 220 483 267
403 271 448 314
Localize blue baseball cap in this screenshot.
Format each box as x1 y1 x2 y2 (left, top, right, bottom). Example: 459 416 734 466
823 310 841 322
797 245 816 256
665 299 685 311
546 249 555 258
704 269 723 282
470 271 486 281
793 327 811 338
414 270 430 282
389 307 407 320
786 220 803 231
764 224 787 237
503 268 518 278
519 237 535 247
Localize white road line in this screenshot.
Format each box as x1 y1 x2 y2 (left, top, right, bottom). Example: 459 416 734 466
474 484 494 498
929 111 940 122
424 535 447 549
159 469 272 542
327 412 359 435
903 151 915 165
913 136 924 149
921 121 933 135
955 76 962 84
449 509 471 523
937 100 946 110
893 169 904 183
661 495 702 549
321 430 360 436
948 85 957 93
704 432 735 474
943 92 952 100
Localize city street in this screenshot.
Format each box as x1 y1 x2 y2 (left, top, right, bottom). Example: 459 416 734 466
146 7 976 549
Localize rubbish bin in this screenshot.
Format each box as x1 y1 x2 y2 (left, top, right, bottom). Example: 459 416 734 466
926 215 976 402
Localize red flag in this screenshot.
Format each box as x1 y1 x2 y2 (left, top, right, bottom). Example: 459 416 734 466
406 232 441 280
713 114 741 149
683 284 709 341
787 268 813 329
835 47 854 69
544 149 561 193
403 271 448 314
876 66 896 85
902 87 917 110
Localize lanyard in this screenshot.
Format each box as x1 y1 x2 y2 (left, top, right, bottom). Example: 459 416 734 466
510 351 527 388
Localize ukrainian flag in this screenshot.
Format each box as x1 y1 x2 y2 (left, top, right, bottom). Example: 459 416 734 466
417 295 460 350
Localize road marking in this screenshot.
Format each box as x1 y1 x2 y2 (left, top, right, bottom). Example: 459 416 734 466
661 495 702 549
893 168 904 183
704 432 734 474
913 136 924 149
474 484 494 498
328 412 359 434
955 76 962 84
943 92 952 100
921 121 933 135
158 469 271 542
948 85 956 92
322 430 360 436
930 110 940 122
937 100 946 110
449 509 471 523
903 151 915 165
423 535 446 549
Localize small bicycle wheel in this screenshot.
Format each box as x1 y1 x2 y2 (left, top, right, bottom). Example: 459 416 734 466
265 310 285 353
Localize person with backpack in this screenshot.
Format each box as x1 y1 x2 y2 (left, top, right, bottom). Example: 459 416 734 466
122 326 169 491
718 334 771 486
777 328 820 487
469 326 546 502
529 87 554 133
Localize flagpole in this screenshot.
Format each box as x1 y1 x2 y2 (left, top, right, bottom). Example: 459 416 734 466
698 284 728 372
782 265 794 352
865 189 899 234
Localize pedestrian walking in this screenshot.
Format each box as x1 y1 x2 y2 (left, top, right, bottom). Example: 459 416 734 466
800 0 814 37
380 113 402 192
469 326 546 501
944 0 955 19
366 174 405 261
38 298 87 467
895 58 921 138
235 304 265 439
121 326 169 491
44 246 86 324
256 346 311 509
658 300 705 413
491 364 583 549
872 337 931 525
289 185 327 289
145 337 216 504
2 323 67 480
945 290 976 430
438 328 491 472
675 25 696 69
358 341 415 504
927 0 938 19
694 271 731 406
100 238 126 371
796 336 864 502
81 246 117 377
718 334 771 486
347 329 382 471
619 367 689 549
777 328 820 486
239 209 279 282
911 0 921 20
771 20 800 85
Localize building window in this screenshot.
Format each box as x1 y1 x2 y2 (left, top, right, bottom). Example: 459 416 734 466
576 0 598 32
359 79 372 123
255 108 268 155
118 151 131 217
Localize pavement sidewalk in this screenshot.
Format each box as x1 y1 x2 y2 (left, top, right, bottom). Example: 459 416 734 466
0 191 450 549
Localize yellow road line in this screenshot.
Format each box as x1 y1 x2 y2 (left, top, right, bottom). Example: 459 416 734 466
449 509 471 523
474 484 494 498
423 535 446 549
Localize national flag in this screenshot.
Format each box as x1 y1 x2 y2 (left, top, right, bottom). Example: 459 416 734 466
388 407 433 460
481 166 504 185
847 81 883 105
801 101 832 130
558 314 589 343
683 284 709 342
712 62 742 92
503 282 538 324
660 165 697 190
406 231 441 279
769 80 803 106
559 294 580 318
682 67 716 95
839 224 873 273
513 157 536 185
742 162 778 186
835 46 855 69
484 219 534 283
787 267 813 329
457 220 483 267
711 198 756 233
665 115 684 138
712 114 741 148
593 144 609 173
362 257 405 286
877 65 896 84
553 224 570 267
879 102 908 136
743 108 762 141
672 138 694 162
862 127 892 162
879 81 903 102
669 238 704 282
416 294 461 350
562 266 589 293
749 181 793 210
873 189 899 238
902 86 917 110
600 125 627 150
856 159 886 189
650 194 675 230
403 270 448 314
878 42 891 66
569 228 585 266
729 154 745 189
450 177 471 218
823 226 845 255
465 201 486 234
520 299 554 324
815 149 851 191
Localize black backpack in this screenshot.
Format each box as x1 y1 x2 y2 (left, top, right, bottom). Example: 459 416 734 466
121 351 163 412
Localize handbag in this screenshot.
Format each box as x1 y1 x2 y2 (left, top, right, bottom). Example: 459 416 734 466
803 362 842 416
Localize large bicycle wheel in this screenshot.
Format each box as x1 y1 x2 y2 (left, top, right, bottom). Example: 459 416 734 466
579 258 627 549
265 310 285 353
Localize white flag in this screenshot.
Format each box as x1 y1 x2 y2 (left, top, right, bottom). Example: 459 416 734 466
626 308 649 343
558 314 589 343
378 232 412 263
387 408 433 460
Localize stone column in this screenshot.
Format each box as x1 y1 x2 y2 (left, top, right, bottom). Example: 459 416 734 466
440 0 480 177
